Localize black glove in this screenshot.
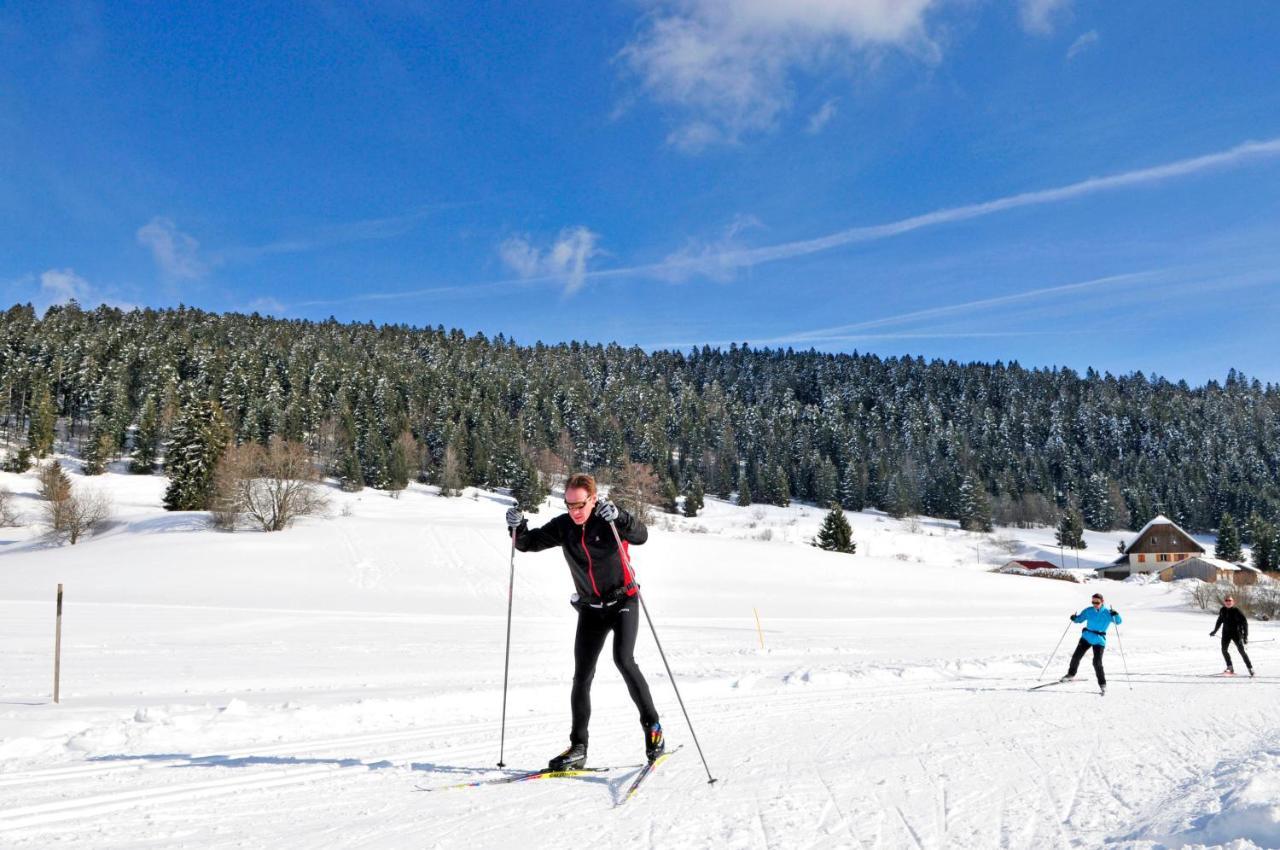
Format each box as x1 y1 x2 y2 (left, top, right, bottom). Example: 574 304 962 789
1209 631 1217 637
596 500 619 522
1110 609 1120 620
505 507 523 528
1069 613 1076 621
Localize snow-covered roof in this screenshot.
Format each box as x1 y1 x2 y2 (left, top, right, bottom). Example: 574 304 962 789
1181 556 1262 574
1006 559 1058 570
1123 514 1203 554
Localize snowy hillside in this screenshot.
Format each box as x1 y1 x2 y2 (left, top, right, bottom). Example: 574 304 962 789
3 465 1279 849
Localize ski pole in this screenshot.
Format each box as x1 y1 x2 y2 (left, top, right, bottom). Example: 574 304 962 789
1114 624 1133 691
1038 622 1072 681
609 521 718 785
497 527 517 767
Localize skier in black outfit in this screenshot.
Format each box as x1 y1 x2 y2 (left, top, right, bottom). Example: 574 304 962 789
1210 594 1253 676
505 472 663 771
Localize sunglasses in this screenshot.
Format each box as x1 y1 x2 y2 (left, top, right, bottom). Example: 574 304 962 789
1091 599 1103 604
564 499 592 510
1225 599 1235 603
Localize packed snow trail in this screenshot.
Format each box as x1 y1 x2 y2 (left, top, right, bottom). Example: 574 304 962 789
4 474 1280 848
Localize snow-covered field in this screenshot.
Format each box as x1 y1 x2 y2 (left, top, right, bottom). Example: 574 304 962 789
3 465 1279 849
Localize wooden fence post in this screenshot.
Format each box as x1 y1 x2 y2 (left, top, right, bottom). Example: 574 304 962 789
54 583 63 704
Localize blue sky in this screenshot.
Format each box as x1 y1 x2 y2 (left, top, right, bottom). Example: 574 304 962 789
3 1 1279 384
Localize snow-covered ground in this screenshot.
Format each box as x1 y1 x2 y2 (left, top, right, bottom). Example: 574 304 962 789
3 464 1279 849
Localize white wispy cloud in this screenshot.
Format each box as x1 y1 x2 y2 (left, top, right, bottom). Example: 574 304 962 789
1066 30 1098 60
40 268 93 305
499 226 602 295
136 217 208 280
657 215 765 283
642 136 1280 280
1018 0 1072 35
642 263 1280 350
619 0 939 151
214 206 455 265
283 136 1280 309
36 268 137 314
806 98 840 134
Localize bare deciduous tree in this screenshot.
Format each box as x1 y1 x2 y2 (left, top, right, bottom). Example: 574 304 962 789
214 437 330 532
605 459 660 524
0 485 22 526
42 485 112 544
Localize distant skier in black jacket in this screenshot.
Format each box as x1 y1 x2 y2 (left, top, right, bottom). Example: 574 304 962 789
505 472 662 771
1210 594 1253 676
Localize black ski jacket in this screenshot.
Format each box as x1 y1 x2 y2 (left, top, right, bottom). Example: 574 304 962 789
1212 606 1248 641
511 509 647 602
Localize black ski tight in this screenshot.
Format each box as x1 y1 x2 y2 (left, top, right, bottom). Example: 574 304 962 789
1067 638 1106 686
570 601 658 745
1221 635 1252 671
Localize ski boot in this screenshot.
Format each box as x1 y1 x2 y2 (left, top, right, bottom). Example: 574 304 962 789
644 722 665 762
1249 667 1256 678
547 742 587 771
1058 675 1074 683
1223 669 1236 676
1099 684 1106 696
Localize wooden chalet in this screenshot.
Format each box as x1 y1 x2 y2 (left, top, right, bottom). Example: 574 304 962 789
1098 515 1206 580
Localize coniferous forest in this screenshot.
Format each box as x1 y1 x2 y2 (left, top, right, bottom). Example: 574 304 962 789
3 301 1280 537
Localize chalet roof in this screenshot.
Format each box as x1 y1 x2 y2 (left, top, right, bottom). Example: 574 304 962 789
1008 559 1058 570
1122 515 1205 555
1180 556 1262 574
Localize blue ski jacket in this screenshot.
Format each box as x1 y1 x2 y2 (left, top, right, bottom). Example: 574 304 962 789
1072 606 1122 646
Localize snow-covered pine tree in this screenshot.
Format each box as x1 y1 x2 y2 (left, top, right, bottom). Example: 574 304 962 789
683 477 704 518
130 397 162 474
1215 512 1242 563
957 474 993 532
1081 472 1115 530
27 381 56 458
1055 510 1087 550
162 393 230 511
735 469 751 507
813 504 856 554
661 478 680 514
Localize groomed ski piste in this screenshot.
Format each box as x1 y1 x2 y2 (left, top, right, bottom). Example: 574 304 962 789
3 464 1279 849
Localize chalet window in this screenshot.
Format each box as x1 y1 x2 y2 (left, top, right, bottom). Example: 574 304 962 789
1138 554 1146 563
1158 553 1171 562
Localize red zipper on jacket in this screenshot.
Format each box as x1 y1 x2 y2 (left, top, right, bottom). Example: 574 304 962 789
582 525 600 597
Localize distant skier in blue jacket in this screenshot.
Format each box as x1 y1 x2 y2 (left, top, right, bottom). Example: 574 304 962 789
1060 592 1122 694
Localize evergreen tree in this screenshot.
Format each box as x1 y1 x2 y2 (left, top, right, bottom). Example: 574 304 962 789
1080 473 1116 530
683 477 704 518
387 437 410 496
812 504 856 554
812 457 838 508
1247 513 1276 571
80 417 116 475
130 397 162 474
1215 513 1243 563
1055 510 1087 550
511 457 550 512
339 448 364 492
957 475 993 532
766 464 790 507
838 463 865 512
3 446 32 473
735 469 751 507
162 393 230 511
660 478 680 514
27 382 56 458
